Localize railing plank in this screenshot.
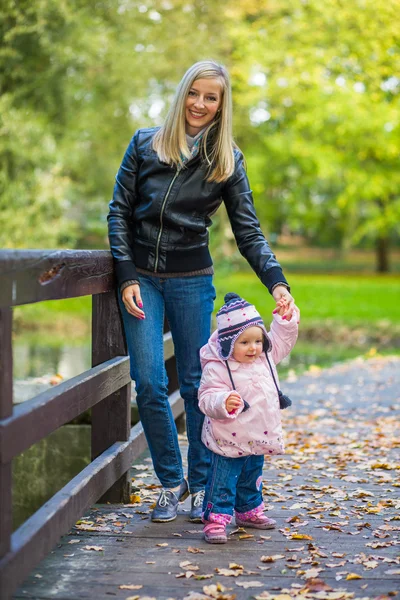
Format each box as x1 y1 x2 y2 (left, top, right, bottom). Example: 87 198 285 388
0 390 183 599
0 250 114 308
0 356 130 464
91 291 131 502
0 308 13 558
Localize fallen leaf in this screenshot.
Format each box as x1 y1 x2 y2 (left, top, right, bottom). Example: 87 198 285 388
239 533 254 539
119 585 143 590
67 539 80 544
385 569 400 575
188 546 205 554
180 560 192 568
346 573 362 580
260 554 285 563
130 494 142 503
236 580 264 588
215 567 242 577
228 563 244 570
302 578 333 592
291 533 313 540
303 568 323 579
82 545 103 551
156 542 168 547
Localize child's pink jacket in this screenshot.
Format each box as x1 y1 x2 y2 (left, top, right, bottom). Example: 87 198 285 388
198 312 298 458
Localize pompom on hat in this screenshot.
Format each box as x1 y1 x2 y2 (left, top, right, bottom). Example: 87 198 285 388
216 292 271 361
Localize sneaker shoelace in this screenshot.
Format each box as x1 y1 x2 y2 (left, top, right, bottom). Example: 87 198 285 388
193 489 205 507
158 489 173 507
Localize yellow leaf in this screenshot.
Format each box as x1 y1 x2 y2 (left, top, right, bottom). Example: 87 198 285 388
229 562 244 570
291 533 313 540
346 573 362 580
130 494 142 503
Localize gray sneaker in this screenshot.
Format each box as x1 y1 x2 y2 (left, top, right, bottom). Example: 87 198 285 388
151 479 189 523
189 489 205 523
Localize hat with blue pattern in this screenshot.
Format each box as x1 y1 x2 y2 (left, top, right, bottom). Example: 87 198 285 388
216 292 271 360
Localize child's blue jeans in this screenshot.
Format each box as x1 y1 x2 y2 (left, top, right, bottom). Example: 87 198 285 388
203 451 265 518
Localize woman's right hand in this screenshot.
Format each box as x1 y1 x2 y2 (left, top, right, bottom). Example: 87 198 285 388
122 284 145 319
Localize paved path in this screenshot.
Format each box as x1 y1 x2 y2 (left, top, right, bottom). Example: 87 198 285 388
15 356 400 600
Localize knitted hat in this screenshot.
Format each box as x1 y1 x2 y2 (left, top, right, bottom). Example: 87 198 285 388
216 292 271 360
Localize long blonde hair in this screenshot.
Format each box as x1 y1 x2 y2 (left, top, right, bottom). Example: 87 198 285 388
153 60 235 183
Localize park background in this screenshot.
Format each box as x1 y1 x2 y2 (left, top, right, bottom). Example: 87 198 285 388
1 0 399 526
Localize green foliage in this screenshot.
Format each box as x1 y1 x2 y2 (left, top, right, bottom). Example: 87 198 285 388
229 0 400 263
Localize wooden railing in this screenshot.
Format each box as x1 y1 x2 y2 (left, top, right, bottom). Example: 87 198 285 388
0 250 184 600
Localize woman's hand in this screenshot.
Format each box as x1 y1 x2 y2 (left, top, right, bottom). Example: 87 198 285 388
121 284 145 319
226 392 242 413
272 285 299 322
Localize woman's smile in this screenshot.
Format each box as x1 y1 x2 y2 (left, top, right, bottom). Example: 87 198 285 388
185 77 222 136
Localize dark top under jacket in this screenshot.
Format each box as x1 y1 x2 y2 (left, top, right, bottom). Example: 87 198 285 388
107 127 289 294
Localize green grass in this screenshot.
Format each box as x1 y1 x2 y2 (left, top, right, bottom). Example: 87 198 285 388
214 272 400 327
13 296 92 343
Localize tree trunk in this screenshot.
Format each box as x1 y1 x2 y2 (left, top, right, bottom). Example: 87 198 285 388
376 236 390 273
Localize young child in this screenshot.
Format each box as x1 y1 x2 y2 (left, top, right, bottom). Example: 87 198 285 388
198 292 299 544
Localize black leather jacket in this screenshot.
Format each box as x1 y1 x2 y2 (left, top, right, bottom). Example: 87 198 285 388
108 127 288 293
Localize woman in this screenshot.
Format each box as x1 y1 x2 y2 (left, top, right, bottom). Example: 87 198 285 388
108 60 295 524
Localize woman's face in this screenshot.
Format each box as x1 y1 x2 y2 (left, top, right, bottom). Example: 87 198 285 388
185 78 222 136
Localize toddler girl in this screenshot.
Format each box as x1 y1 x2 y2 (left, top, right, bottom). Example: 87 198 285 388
198 292 299 543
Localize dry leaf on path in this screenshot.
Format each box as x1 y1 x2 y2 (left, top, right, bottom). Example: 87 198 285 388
119 585 143 590
260 554 285 562
236 580 264 588
346 573 362 580
215 567 242 577
82 545 103 551
188 546 205 554
291 533 313 540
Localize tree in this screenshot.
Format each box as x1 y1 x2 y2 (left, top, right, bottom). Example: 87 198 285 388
228 0 400 271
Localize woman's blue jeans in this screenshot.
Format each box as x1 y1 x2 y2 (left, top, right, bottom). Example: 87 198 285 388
119 273 215 492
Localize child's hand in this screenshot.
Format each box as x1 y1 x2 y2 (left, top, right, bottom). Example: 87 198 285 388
226 392 242 413
273 297 288 318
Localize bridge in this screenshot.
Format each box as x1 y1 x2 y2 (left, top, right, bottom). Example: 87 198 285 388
0 250 399 599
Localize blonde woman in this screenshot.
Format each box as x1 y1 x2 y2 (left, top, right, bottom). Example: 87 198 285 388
108 60 295 524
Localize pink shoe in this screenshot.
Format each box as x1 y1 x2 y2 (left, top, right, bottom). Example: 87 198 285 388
203 522 228 544
235 506 276 530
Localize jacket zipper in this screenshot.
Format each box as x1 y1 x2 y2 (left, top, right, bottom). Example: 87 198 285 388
154 169 179 272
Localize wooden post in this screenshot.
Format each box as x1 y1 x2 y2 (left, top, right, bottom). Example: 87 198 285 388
0 308 13 559
91 291 131 503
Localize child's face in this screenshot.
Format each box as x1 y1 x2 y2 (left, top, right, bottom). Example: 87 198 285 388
232 326 264 363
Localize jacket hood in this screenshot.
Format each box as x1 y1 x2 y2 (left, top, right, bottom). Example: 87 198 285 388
200 330 224 369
